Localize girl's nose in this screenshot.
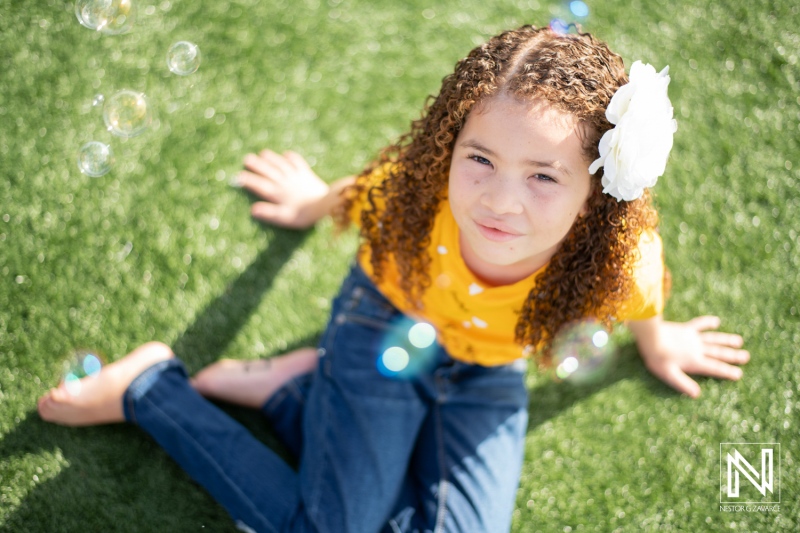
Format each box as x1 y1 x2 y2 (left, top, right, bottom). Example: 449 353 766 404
480 177 524 215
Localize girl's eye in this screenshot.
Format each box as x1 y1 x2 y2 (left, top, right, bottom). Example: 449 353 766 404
532 173 557 183
469 154 492 166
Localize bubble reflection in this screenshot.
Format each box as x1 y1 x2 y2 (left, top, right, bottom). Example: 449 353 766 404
62 350 105 397
408 322 436 349
552 319 616 385
549 18 579 36
569 0 590 18
377 319 438 379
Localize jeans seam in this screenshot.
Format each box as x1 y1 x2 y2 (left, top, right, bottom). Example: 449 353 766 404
125 393 137 425
140 394 281 533
124 359 183 424
339 312 394 331
287 378 306 404
262 386 290 416
433 402 449 533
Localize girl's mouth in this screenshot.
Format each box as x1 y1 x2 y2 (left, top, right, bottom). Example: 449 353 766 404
475 220 523 242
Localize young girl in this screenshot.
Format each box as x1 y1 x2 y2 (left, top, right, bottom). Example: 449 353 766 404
38 25 749 533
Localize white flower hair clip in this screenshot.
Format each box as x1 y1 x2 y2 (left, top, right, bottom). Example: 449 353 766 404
588 61 678 202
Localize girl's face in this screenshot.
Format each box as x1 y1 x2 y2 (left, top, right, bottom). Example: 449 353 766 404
448 95 594 286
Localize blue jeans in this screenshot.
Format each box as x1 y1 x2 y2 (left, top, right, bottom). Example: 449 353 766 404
123 264 529 533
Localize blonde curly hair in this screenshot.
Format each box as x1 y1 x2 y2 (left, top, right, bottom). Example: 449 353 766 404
334 24 666 365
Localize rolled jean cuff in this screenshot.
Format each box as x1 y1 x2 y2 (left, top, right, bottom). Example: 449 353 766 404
123 358 188 425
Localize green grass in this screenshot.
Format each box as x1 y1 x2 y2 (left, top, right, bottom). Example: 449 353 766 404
1 0 798 531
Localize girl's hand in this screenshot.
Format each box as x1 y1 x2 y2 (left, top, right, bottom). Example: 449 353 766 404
627 315 750 399
236 149 331 229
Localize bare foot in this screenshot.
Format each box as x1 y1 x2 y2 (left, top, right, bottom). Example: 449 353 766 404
192 347 319 408
37 342 175 427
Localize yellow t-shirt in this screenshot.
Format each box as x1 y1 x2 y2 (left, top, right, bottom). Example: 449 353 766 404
349 165 665 366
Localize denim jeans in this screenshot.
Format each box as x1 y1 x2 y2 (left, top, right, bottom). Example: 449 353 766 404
123 264 529 533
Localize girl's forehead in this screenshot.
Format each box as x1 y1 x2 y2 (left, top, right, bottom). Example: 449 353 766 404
471 94 579 126
466 94 595 155
466 95 582 137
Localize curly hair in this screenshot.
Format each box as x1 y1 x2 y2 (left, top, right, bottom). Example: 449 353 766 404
333 24 662 366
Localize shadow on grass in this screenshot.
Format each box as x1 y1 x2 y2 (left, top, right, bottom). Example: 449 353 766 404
0 227 325 533
526 342 683 434
171 224 319 373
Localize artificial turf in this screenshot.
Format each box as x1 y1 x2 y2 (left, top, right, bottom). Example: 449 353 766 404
1 0 798 531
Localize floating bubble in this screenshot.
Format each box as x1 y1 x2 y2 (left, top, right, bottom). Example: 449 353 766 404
75 0 136 34
103 89 151 138
77 141 114 177
552 319 616 385
377 317 439 379
167 41 201 75
569 0 590 18
92 94 105 107
62 350 105 397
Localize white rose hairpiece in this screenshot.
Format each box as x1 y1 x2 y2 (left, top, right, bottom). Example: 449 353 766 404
588 61 678 202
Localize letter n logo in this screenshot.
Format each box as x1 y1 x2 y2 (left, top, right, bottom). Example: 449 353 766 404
720 443 780 504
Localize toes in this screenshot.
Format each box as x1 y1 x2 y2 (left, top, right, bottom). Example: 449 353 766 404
37 390 57 420
52 383 72 401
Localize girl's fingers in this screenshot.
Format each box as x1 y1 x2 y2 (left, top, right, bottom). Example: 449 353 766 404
251 202 295 225
244 153 282 179
703 344 750 365
700 331 744 348
258 149 294 176
237 170 279 200
659 364 701 399
284 150 312 172
686 315 721 332
687 356 744 381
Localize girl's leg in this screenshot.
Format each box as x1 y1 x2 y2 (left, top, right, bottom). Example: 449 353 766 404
260 370 313 460
39 342 318 533
192 347 319 408
386 359 529 533
289 264 432 533
191 348 319 459
123 354 315 533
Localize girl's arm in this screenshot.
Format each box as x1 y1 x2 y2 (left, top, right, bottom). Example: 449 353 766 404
235 149 355 229
626 315 750 399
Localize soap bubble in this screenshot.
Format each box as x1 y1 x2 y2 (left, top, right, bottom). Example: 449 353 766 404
552 319 616 385
75 0 136 34
167 41 201 75
77 141 114 177
62 350 105 396
103 89 151 138
92 94 105 107
377 318 439 379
